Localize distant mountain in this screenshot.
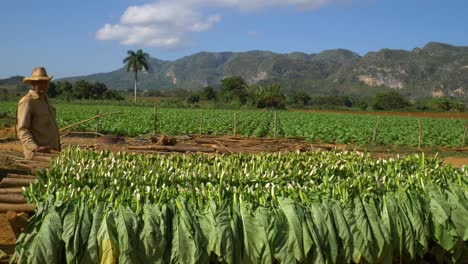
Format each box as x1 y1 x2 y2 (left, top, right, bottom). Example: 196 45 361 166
0 76 23 86
0 76 29 91
3 42 466 99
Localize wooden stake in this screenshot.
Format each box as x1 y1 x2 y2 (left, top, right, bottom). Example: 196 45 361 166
418 119 422 150
233 112 237 136
274 111 278 138
461 122 468 148
372 116 381 144
199 110 204 135
95 110 99 137
153 106 158 136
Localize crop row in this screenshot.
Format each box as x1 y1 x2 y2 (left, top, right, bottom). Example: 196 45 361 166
2 102 466 147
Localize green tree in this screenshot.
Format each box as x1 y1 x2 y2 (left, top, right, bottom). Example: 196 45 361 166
257 84 286 109
372 92 410 110
55 81 74 100
123 49 149 103
219 77 248 104
47 82 58 98
186 94 200 104
287 90 311 106
201 86 216 100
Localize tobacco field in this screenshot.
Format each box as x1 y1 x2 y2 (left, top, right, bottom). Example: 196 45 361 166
12 148 468 263
1 102 466 147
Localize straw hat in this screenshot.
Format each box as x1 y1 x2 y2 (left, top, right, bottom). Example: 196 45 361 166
23 67 53 84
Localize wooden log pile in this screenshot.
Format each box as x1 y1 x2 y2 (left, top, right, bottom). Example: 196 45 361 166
0 172 36 212
127 135 317 154
0 153 55 212
192 135 314 154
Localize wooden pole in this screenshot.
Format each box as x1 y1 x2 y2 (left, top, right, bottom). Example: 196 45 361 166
461 122 468 148
7 174 36 180
153 106 157 136
233 112 237 136
59 112 125 133
199 110 204 135
95 110 99 137
372 117 381 144
418 119 422 150
127 145 215 153
0 194 26 204
0 178 36 188
0 188 24 194
274 111 278 138
0 203 35 212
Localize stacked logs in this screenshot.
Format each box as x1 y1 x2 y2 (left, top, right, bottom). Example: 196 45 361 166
0 174 35 212
0 153 55 212
127 135 317 154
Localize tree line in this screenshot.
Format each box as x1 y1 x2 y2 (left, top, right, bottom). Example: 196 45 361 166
174 76 465 112
47 80 124 100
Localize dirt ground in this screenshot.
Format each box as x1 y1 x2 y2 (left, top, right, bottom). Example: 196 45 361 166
0 214 16 263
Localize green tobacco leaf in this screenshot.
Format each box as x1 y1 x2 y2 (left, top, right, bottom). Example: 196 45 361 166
81 205 104 264
315 202 339 264
62 200 92 264
382 195 400 261
277 197 313 263
328 200 353 263
26 208 64 264
400 191 430 255
171 199 207 264
198 201 236 263
345 198 373 263
365 198 391 263
303 203 327 264
139 204 171 264
116 206 141 263
445 187 468 241
239 204 272 264
428 187 458 251
97 211 119 264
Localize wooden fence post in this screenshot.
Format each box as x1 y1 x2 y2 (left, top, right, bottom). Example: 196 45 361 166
199 110 204 135
418 119 422 150
372 116 381 144
461 122 468 148
95 110 99 137
153 106 157 136
233 112 237 136
274 111 278 139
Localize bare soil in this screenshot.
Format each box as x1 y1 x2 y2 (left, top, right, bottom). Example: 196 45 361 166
0 214 16 263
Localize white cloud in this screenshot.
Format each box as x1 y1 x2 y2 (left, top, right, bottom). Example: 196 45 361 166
96 0 349 48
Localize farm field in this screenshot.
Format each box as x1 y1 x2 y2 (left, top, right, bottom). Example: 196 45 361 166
0 102 467 263
1 102 467 148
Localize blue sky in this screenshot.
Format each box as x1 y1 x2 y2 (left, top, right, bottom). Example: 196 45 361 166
1 0 467 79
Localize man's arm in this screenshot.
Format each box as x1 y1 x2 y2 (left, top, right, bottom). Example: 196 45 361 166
17 100 39 151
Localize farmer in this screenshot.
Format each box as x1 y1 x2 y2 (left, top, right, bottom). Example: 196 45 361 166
17 67 60 159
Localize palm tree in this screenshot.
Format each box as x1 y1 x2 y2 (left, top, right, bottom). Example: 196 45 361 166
123 49 149 103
